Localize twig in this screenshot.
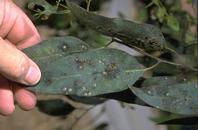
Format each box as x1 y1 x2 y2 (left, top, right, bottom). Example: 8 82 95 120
105 39 115 47
56 0 62 9
126 61 160 73
58 3 69 9
86 0 92 12
142 61 160 71
165 46 181 58
112 38 198 72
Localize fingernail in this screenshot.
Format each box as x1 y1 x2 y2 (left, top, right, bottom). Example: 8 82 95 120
24 65 41 85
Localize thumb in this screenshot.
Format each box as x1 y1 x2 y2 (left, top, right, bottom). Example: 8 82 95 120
0 38 41 85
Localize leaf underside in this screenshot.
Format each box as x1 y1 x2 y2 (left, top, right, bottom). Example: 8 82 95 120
23 36 144 96
158 116 198 125
25 1 198 116
67 1 166 51
131 81 198 115
37 99 75 116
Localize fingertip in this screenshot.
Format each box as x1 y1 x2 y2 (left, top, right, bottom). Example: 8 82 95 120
0 103 15 116
14 86 37 111
23 60 41 86
0 41 41 86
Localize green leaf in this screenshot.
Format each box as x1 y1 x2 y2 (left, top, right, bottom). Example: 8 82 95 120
28 0 58 18
156 7 166 22
158 116 198 125
130 82 198 115
152 0 161 6
184 41 198 67
152 63 180 75
24 36 144 96
67 1 166 51
37 99 75 116
23 36 90 63
151 113 183 124
142 76 187 87
166 14 180 31
145 2 154 8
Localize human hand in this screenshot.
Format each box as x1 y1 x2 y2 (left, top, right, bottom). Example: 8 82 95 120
0 0 41 116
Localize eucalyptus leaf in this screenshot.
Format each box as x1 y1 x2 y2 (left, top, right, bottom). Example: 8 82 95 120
37 99 75 116
28 0 57 15
152 63 180 75
100 89 139 104
67 1 166 51
152 0 161 6
158 116 198 125
184 41 198 68
142 76 187 87
24 36 144 96
151 113 183 124
167 15 180 31
156 7 166 22
23 36 90 64
130 82 198 115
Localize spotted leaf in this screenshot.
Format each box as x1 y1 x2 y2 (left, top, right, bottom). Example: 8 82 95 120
24 36 144 96
131 82 198 115
67 1 166 51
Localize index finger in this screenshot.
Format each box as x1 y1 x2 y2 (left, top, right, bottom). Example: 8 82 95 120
0 0 41 49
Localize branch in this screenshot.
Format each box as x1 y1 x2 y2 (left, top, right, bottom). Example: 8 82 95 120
86 0 92 12
112 39 198 72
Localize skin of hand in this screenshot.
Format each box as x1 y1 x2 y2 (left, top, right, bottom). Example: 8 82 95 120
0 0 41 116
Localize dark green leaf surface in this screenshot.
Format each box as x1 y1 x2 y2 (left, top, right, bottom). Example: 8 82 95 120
158 116 198 125
131 82 198 115
67 1 166 51
28 0 58 16
142 76 187 87
23 36 90 65
37 99 75 116
24 36 144 96
167 15 180 31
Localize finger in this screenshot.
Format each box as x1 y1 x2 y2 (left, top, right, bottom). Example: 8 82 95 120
0 0 41 49
13 84 36 111
0 76 15 116
6 11 41 49
0 38 41 85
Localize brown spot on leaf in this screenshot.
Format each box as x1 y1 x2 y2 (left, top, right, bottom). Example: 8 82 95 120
44 78 53 86
75 57 94 69
103 63 119 79
73 80 84 87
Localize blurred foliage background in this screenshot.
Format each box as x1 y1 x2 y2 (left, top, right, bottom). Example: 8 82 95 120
0 0 197 130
